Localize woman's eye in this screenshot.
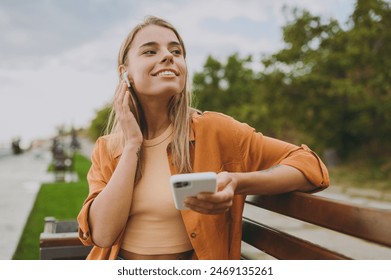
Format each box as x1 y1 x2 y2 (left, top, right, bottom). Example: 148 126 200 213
143 50 156 55
171 49 182 55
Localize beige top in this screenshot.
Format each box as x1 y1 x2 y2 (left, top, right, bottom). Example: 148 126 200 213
121 124 193 254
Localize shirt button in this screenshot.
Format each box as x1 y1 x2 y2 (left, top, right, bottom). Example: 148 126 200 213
190 232 197 238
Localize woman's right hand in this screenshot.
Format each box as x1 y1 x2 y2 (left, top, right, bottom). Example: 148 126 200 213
114 81 143 147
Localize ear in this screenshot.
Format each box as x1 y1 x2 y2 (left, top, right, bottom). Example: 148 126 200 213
118 64 126 76
119 65 134 82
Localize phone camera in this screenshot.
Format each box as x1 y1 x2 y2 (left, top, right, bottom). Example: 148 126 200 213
174 181 190 188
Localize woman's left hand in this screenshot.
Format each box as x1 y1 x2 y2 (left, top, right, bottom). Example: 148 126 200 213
183 172 237 214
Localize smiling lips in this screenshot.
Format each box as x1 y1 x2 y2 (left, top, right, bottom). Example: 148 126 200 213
153 69 178 77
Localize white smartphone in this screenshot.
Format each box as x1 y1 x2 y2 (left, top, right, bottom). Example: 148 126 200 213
170 172 217 210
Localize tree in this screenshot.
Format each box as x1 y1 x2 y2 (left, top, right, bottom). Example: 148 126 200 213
88 105 111 140
261 0 391 157
193 54 266 131
192 55 225 112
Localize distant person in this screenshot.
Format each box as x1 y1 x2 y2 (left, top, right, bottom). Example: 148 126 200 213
70 130 80 151
51 137 60 155
11 137 22 155
77 16 330 260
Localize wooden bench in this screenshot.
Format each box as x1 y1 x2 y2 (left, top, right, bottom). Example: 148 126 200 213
241 192 391 259
39 192 391 260
40 217 92 260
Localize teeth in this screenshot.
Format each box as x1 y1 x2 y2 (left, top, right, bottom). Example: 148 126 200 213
157 71 176 76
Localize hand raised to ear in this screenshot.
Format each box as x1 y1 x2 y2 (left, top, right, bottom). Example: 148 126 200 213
114 81 143 147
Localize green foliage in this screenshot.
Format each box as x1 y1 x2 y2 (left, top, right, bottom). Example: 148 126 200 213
193 54 283 137
88 105 111 140
263 0 391 156
12 153 90 260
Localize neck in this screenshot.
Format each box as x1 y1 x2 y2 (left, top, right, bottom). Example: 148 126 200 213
140 99 171 139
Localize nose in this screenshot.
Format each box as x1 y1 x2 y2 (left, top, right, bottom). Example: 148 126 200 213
161 49 174 64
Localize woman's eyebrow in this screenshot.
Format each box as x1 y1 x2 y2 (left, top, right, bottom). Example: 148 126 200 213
139 41 181 49
168 41 182 47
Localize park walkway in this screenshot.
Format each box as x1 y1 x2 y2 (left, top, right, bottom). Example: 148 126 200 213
0 144 52 259
0 137 94 260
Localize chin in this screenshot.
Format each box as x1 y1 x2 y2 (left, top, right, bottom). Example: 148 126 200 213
151 86 183 96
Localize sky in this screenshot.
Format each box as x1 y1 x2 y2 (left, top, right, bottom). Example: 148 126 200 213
0 0 357 148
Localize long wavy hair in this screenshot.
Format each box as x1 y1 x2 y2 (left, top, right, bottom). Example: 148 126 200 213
105 16 195 181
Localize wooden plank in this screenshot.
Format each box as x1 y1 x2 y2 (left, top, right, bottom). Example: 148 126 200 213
246 193 391 247
242 218 350 260
40 232 83 247
40 245 91 260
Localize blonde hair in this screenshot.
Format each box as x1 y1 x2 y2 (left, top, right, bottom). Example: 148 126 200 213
105 16 195 181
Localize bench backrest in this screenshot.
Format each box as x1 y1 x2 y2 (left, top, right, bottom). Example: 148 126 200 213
242 192 391 259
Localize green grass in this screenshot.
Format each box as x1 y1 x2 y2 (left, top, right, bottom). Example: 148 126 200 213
12 153 91 260
329 156 391 192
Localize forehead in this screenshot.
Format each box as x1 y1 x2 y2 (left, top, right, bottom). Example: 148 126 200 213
132 25 180 48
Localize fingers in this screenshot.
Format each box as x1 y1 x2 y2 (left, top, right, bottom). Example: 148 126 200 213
183 172 238 215
184 194 233 214
184 182 235 215
114 81 125 102
114 82 135 121
113 81 143 144
114 82 128 113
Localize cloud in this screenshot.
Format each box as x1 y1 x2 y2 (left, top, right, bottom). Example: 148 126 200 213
199 16 276 41
0 0 138 69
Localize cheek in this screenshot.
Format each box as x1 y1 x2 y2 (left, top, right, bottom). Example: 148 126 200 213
130 71 148 89
179 60 187 76
179 62 187 87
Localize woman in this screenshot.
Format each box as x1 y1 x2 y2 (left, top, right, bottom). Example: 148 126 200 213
77 16 329 260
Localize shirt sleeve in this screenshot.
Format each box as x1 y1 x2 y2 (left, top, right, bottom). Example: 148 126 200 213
77 137 115 246
235 121 329 189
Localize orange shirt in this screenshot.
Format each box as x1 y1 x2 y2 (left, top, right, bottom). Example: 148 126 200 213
77 111 329 260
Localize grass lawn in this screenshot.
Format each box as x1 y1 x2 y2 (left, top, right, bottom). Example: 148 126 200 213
329 156 391 192
12 153 90 260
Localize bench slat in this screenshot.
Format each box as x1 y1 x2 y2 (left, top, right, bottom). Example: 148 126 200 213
242 218 350 260
40 245 91 260
246 192 391 247
40 232 84 248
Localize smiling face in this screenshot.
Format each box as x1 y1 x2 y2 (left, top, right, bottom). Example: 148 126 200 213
124 25 187 101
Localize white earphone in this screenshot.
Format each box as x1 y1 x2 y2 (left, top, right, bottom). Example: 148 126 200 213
122 71 131 87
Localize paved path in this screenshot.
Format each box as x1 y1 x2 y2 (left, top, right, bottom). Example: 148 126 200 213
0 146 52 259
0 137 94 260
